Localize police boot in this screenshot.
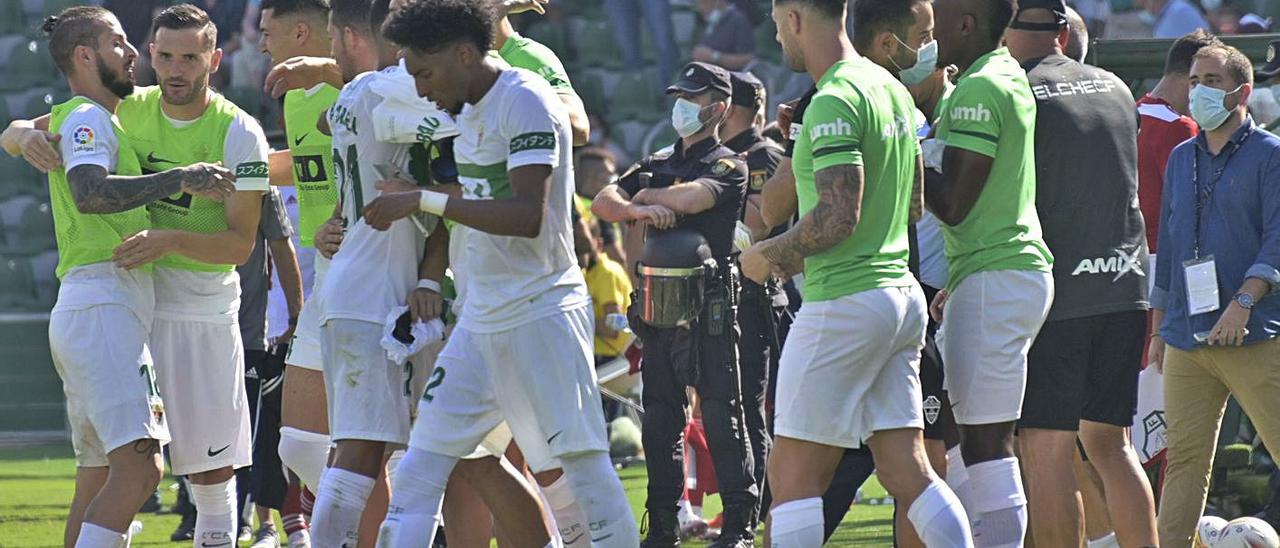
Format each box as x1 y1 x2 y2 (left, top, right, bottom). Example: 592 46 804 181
708 505 756 548
641 510 681 547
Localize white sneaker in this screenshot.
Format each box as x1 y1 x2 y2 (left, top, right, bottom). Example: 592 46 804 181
250 526 281 548
287 529 311 548
125 520 144 547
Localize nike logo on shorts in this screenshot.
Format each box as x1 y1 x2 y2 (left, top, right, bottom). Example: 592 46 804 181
207 444 230 457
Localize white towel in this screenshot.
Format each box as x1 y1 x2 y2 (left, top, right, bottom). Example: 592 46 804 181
380 306 447 366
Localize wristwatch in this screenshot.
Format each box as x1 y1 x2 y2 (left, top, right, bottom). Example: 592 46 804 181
1234 292 1256 310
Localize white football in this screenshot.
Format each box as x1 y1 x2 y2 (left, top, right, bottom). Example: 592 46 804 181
1197 515 1230 547
1216 517 1280 548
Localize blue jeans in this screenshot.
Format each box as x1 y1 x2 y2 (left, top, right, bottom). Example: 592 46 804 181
604 0 680 89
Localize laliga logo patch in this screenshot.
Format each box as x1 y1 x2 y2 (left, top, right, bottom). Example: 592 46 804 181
72 125 96 153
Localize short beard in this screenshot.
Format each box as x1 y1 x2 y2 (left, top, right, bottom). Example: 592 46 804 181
162 77 206 106
96 56 134 99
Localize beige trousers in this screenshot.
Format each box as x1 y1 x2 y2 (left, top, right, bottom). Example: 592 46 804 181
1157 338 1280 547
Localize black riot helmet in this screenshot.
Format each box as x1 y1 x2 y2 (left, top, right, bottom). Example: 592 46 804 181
640 228 714 269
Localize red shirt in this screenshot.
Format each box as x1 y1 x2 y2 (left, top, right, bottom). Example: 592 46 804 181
1136 94 1198 252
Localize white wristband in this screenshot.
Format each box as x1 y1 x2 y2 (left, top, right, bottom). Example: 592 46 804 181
418 190 449 215
416 279 442 293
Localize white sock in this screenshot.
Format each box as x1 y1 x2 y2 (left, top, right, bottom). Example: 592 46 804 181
377 447 456 548
543 475 590 547
946 445 971 506
558 451 639 548
907 480 974 548
125 521 143 548
311 467 375 548
279 427 331 490
966 457 1028 548
386 449 404 487
75 522 126 548
769 498 824 547
190 479 237 548
1087 532 1120 548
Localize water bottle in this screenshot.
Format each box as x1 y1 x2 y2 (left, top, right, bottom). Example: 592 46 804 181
605 312 630 333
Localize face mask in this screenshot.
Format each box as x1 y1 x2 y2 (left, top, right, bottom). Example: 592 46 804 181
672 98 707 138
893 37 938 86
1138 9 1158 25
1188 83 1243 131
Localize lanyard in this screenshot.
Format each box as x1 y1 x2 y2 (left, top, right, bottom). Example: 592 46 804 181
1192 128 1251 258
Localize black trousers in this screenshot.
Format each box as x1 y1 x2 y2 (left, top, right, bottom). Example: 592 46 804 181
738 280 781 496
638 320 758 518
242 347 287 511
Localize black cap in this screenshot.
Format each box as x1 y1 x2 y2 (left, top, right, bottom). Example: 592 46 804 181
1258 40 1280 79
1008 0 1067 31
729 71 765 107
666 62 733 97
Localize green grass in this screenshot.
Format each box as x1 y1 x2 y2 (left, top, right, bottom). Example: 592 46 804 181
0 444 894 546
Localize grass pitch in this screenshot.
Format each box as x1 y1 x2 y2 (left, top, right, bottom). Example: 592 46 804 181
0 444 894 546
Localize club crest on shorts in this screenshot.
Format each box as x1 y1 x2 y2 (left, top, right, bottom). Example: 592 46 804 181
923 395 941 424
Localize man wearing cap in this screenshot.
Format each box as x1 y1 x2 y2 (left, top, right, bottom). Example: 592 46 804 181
722 70 784 506
1005 0 1158 546
592 61 756 548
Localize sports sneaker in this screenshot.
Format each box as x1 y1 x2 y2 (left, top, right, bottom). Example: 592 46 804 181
239 524 254 542
287 529 311 548
170 513 196 541
679 517 708 541
250 525 281 548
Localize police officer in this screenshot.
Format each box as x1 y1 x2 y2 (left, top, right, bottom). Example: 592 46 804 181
592 62 756 548
721 70 784 505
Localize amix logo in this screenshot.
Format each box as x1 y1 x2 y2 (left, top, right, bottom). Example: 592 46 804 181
1071 247 1145 282
951 103 992 123
809 118 852 141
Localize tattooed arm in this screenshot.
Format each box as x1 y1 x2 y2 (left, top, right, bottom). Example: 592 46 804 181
757 163 863 273
67 162 237 214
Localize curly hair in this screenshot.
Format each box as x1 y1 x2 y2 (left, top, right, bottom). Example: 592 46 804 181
381 0 495 53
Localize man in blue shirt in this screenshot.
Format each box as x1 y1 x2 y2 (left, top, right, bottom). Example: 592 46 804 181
1147 43 1280 547
1146 0 1210 38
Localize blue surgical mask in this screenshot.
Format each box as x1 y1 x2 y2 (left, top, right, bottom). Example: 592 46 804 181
1188 83 1243 131
672 98 706 138
894 37 938 86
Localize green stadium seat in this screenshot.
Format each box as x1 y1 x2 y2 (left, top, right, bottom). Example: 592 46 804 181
575 69 606 115
613 120 649 160
523 21 568 62
0 254 38 310
608 68 662 125
576 19 621 69
16 199 53 253
0 36 53 89
0 2 26 35
29 248 56 307
671 9 701 51
14 87 56 119
642 120 678 158
756 24 782 63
